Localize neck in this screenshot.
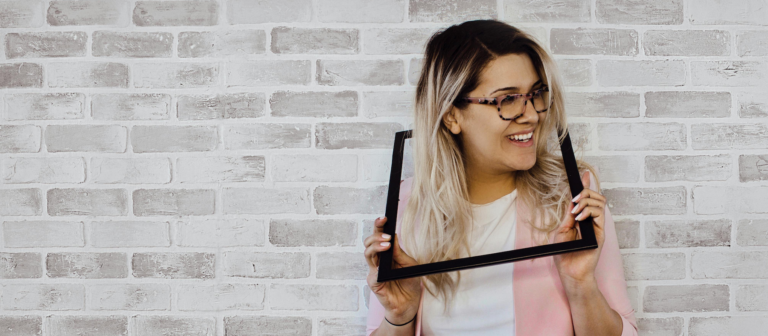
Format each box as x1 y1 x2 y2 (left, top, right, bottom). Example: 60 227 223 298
465 162 517 205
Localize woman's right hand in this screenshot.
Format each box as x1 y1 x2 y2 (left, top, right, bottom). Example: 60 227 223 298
364 216 423 325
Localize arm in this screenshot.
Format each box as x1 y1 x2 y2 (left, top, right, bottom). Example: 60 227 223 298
366 290 417 336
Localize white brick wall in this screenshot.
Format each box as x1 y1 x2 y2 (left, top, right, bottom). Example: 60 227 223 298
0 0 766 335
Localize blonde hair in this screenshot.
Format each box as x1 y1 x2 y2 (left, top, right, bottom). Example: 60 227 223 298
399 20 599 315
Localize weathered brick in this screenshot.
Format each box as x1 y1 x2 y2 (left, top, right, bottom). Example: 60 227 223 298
224 252 310 278
319 0 403 22
596 0 682 24
317 252 367 280
131 125 217 153
47 188 128 216
47 253 128 278
271 91 357 118
603 187 686 215
644 30 729 56
227 0 312 24
0 63 43 88
177 93 265 120
689 0 768 25
224 316 312 336
566 91 640 117
0 316 41 336
176 219 266 247
645 155 731 182
0 253 42 279
89 284 170 311
692 123 768 150
48 62 129 88
4 93 85 120
597 60 686 86
317 60 404 85
132 252 215 279
409 57 422 85
409 0 494 22
1 157 85 183
131 316 215 336
314 185 388 214
737 31 768 57
224 124 311 149
3 221 83 247
644 285 729 313
583 155 641 183
177 156 265 183
179 30 266 57
133 189 215 216
504 0 588 22
693 186 768 214
0 189 41 215
0 125 41 153
737 219 768 246
270 284 357 311
5 32 87 58
92 31 172 57
316 122 402 149
614 220 640 249
692 251 768 279
270 219 357 247
91 157 171 184
363 28 434 54
735 284 768 311
223 187 310 214
598 123 686 151
319 317 368 336
90 221 170 247
556 59 592 86
46 315 127 336
133 63 219 88
91 93 170 120
272 154 357 182
622 253 685 280
178 284 265 311
133 1 218 26
551 28 638 56
691 61 768 86
1 284 84 310
0 1 44 28
646 219 731 248
272 27 358 54
227 60 311 86
48 0 130 26
690 316 768 336
636 317 684 336
46 125 126 152
362 91 413 118
645 91 731 118
738 91 768 118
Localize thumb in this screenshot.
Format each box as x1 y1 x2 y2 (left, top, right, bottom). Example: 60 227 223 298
558 201 577 234
581 170 590 189
392 235 418 268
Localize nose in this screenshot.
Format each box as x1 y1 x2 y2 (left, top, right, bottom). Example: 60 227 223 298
514 99 540 124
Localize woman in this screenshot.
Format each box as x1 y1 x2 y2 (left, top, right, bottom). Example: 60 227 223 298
364 20 637 335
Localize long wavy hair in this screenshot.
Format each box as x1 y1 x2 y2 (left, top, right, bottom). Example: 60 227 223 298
398 19 599 315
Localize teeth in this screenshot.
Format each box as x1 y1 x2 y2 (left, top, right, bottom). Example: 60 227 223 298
508 131 533 141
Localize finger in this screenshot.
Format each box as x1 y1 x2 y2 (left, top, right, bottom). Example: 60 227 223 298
570 198 605 215
571 188 606 203
392 235 417 267
581 170 590 189
363 231 392 248
558 202 577 233
364 236 393 269
574 206 603 222
373 216 387 233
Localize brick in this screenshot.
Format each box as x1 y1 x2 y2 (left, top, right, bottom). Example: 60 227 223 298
504 0 589 22
0 189 42 215
362 91 413 118
644 285 729 313
179 30 266 57
319 317 367 336
319 0 403 22
597 60 686 86
693 186 768 214
224 252 310 278
90 221 170 247
603 187 686 215
47 252 127 278
271 91 357 118
223 188 310 214
691 316 768 336
272 154 356 182
0 1 43 27
132 252 215 279
131 125 217 152
133 189 215 216
622 253 685 280
91 157 171 184
0 316 41 336
177 93 265 120
91 93 171 120
272 27 358 54
735 284 768 311
736 219 768 246
92 31 172 57
690 0 768 25
0 125 41 152
614 220 639 249
48 0 130 26
133 63 218 88
738 91 768 118
1 284 84 310
644 30 729 56
583 155 641 183
224 124 311 149
551 28 638 56
89 284 170 311
362 153 402 182
645 155 731 182
133 1 218 26
3 221 83 247
737 31 768 57
598 123 686 151
224 316 312 336
691 61 768 86
5 32 87 58
646 219 731 248
314 185 387 214
316 122 402 149
177 156 265 183
4 93 84 120
317 59 403 85
409 0 494 22
0 253 42 279
1 157 85 183
46 125 126 152
556 59 592 86
177 219 266 247
270 219 357 247
363 28 434 54
565 91 640 117
317 252 367 280
692 123 768 150
646 91 731 118
270 284 357 311
636 317 683 336
46 315 127 336
227 60 310 86
596 0 682 24
227 0 312 24
692 251 768 279
0 63 43 88
48 188 128 216
48 62 129 88
178 284 265 311
131 316 215 336
408 57 421 85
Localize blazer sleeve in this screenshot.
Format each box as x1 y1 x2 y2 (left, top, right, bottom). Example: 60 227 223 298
587 170 639 336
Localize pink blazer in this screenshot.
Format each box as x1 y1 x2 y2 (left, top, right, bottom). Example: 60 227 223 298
367 171 638 336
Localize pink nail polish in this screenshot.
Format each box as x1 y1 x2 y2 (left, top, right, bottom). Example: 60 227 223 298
572 194 581 203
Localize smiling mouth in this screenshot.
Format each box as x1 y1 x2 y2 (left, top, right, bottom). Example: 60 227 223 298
507 131 533 142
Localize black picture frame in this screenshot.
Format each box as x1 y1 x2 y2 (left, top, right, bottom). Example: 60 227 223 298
377 128 597 282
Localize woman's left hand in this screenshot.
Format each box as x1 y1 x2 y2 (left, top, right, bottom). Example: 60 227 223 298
552 171 607 287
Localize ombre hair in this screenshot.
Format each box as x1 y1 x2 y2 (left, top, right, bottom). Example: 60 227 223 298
398 19 599 315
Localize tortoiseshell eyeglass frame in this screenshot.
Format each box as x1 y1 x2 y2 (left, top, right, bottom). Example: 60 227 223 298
457 87 551 121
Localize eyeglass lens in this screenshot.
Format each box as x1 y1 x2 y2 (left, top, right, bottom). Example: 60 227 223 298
498 89 550 120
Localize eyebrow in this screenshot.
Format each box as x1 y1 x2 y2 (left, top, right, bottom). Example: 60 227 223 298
488 79 543 95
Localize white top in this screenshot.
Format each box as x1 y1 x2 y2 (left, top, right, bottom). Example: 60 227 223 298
422 189 517 335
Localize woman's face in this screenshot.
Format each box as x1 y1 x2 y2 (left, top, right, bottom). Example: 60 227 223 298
443 53 547 174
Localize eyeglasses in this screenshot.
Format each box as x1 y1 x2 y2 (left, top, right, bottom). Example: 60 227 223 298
457 87 551 121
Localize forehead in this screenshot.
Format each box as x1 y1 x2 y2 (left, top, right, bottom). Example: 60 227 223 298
476 53 540 95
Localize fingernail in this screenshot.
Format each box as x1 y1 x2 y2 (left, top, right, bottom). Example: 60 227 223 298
382 233 390 239
575 212 584 220
572 194 581 203
380 242 390 246
571 206 578 214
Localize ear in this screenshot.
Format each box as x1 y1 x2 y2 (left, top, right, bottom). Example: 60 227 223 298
442 107 462 135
